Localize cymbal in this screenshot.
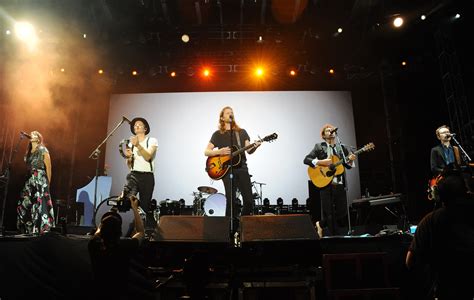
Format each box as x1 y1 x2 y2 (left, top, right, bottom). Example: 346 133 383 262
198 186 218 194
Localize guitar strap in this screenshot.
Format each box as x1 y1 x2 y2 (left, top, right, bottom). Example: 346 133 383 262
235 131 242 148
453 146 462 166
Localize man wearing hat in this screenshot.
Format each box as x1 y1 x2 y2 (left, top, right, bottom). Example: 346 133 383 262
122 117 158 230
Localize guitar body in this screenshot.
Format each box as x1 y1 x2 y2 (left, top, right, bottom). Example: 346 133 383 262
307 156 345 188
205 132 278 180
206 146 241 180
307 142 375 188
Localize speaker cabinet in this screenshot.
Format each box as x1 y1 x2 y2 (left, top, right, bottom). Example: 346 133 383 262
240 214 318 242
155 216 231 243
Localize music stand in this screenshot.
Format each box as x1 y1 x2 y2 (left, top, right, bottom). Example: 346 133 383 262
88 116 130 225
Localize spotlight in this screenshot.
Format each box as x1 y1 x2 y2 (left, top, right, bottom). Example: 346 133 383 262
132 70 138 76
6 30 11 35
291 198 298 210
181 34 190 43
170 71 177 77
98 69 104 74
255 67 264 77
289 69 297 76
329 68 335 74
420 15 426 20
257 36 263 43
337 27 343 33
263 198 270 208
393 17 404 28
202 68 211 77
60 68 65 73
83 33 87 39
276 197 283 208
455 13 461 19
401 61 407 66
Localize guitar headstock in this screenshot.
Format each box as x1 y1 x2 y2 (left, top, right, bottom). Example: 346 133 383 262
362 142 375 152
262 133 278 142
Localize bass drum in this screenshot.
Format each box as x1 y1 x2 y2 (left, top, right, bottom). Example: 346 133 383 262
94 196 135 237
203 193 226 217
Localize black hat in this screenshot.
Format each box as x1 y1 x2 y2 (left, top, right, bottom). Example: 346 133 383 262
130 117 150 135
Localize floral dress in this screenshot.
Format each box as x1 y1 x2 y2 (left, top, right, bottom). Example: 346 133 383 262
17 145 55 234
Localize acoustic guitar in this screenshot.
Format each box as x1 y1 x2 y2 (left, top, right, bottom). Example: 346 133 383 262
205 133 278 180
308 142 375 188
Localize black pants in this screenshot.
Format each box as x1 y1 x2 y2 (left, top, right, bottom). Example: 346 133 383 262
319 184 348 236
222 167 254 218
123 171 155 227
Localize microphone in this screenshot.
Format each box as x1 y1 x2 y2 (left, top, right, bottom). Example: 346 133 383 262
122 116 131 124
229 114 234 121
20 131 32 139
329 127 338 134
447 133 456 137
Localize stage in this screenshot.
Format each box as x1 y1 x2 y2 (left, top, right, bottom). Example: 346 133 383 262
0 214 415 300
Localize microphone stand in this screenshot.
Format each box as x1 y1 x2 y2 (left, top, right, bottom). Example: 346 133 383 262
451 135 472 163
229 117 235 236
0 133 27 236
334 132 353 236
88 116 130 226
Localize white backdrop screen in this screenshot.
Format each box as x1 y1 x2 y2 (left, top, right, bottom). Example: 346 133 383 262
105 91 361 204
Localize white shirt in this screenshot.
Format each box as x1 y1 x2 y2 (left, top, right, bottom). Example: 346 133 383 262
131 137 158 172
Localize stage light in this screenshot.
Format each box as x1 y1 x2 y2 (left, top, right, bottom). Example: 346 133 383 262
202 68 211 77
132 70 138 76
329 68 335 74
181 34 190 43
254 67 264 77
14 21 38 50
263 198 270 208
401 61 407 66
98 69 104 74
60 68 65 73
454 13 461 19
337 27 343 33
83 33 87 39
289 69 297 76
276 197 283 208
393 17 404 28
6 30 11 35
257 36 263 43
291 198 298 210
420 15 426 20
170 71 177 77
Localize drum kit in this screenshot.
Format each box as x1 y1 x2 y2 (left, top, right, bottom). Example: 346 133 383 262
192 186 227 217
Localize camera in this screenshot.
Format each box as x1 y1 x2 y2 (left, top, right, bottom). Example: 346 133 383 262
117 197 131 212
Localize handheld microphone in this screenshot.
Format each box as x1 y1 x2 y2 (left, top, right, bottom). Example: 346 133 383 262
329 127 338 134
20 131 32 139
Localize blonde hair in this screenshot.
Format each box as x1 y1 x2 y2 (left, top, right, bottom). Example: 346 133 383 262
218 106 241 133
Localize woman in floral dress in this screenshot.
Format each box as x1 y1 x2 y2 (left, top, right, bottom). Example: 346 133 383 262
17 131 55 234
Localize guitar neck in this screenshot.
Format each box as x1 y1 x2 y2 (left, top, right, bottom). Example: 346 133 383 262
231 142 257 157
333 147 366 167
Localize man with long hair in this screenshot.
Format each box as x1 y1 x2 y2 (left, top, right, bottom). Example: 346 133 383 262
17 131 55 234
204 106 261 224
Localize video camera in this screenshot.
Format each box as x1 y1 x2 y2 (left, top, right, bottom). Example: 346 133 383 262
107 196 138 212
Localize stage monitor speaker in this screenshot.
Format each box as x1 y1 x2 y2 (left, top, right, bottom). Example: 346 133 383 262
155 216 231 243
239 214 320 266
240 214 318 242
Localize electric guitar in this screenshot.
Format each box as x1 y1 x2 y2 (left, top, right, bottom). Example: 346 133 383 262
308 142 375 188
205 133 278 180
